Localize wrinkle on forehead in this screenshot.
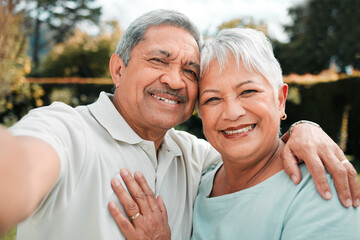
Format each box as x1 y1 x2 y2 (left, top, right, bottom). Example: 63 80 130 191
138 26 200 67
145 45 200 69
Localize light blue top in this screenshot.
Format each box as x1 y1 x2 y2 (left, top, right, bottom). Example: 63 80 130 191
191 163 360 240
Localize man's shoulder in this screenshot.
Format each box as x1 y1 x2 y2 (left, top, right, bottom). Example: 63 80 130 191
10 101 89 137
24 101 87 118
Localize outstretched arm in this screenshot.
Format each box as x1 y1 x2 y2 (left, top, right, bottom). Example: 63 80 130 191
0 126 60 235
281 121 360 208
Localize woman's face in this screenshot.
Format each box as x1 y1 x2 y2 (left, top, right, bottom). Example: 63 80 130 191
199 55 288 162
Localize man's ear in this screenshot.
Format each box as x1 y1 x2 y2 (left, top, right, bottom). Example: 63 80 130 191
109 53 125 88
278 83 288 113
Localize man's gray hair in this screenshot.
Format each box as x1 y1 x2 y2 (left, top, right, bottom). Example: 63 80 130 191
115 9 203 66
200 28 283 93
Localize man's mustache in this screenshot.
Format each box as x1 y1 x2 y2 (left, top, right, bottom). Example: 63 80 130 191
145 86 188 103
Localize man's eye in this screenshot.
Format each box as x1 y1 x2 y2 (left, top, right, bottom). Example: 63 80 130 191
184 69 198 79
150 58 165 63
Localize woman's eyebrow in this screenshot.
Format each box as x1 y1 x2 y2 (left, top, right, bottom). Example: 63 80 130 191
200 89 220 97
235 80 254 89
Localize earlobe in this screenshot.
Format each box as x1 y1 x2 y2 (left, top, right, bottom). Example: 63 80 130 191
109 53 124 88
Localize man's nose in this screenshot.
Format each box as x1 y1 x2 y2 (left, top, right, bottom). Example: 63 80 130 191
159 69 186 90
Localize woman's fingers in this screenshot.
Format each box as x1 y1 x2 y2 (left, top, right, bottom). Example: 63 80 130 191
281 144 302 184
341 160 360 207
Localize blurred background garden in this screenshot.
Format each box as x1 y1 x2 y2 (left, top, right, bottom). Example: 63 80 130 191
1 0 360 238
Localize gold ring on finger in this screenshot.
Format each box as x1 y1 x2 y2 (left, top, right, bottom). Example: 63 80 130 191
130 212 140 220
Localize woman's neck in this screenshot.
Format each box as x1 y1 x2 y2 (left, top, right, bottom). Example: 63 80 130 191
211 139 285 197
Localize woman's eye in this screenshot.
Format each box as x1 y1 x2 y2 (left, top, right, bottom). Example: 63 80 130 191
203 97 220 104
241 89 257 95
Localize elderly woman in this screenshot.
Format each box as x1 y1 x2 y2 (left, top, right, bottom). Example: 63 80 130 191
108 28 359 239
190 28 359 239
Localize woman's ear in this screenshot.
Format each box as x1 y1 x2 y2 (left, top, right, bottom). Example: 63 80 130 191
278 83 288 113
109 53 124 88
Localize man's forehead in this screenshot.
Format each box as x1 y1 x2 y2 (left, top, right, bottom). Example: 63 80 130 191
143 25 198 47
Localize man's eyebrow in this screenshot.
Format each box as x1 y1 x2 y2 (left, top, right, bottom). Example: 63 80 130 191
159 50 170 57
148 49 200 71
148 49 171 57
188 61 200 72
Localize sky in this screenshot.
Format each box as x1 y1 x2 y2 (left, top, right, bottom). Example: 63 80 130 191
94 0 306 43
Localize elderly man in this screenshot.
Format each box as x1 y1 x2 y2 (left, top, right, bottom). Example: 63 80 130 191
0 9 358 239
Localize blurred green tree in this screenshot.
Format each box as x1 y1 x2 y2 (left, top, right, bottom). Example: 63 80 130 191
23 0 101 69
0 0 44 126
274 0 360 74
217 17 268 35
39 20 122 77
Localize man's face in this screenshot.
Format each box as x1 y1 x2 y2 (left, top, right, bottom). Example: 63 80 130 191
111 25 200 139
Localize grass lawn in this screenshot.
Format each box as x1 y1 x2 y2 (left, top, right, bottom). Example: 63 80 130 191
0 227 16 240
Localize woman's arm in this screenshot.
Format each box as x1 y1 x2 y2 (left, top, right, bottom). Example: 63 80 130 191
281 121 359 208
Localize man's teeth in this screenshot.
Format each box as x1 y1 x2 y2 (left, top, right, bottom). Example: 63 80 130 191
151 94 178 104
224 124 255 135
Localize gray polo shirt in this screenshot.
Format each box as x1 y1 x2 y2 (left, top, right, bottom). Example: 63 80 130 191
10 92 220 240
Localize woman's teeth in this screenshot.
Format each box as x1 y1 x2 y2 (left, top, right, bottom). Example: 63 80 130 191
224 124 255 135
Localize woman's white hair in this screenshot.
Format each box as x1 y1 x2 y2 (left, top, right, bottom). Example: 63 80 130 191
200 27 283 95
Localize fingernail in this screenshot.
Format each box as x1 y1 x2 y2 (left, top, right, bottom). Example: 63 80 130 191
109 201 116 209
345 198 352 207
354 199 360 207
112 178 120 186
291 175 297 183
121 168 129 176
135 171 143 178
324 191 332 200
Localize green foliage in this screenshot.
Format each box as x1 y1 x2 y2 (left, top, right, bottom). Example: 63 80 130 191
283 77 360 162
176 112 205 140
217 17 268 35
0 0 45 126
274 0 360 74
23 0 102 69
39 83 113 107
38 21 122 78
0 1 28 99
0 227 16 240
32 0 102 43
